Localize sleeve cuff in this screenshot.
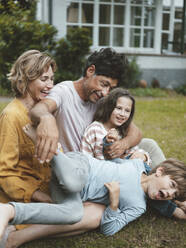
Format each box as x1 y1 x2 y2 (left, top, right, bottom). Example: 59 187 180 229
105 206 121 216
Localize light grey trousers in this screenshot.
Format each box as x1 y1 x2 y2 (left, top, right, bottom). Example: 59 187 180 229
138 138 166 168
10 138 165 225
10 152 90 225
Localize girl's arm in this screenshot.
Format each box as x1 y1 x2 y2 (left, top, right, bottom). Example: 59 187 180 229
80 122 107 160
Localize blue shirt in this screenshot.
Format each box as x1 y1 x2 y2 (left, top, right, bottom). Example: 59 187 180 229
80 155 176 236
81 156 147 235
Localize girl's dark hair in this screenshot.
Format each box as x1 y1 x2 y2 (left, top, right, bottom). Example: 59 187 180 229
83 48 127 86
93 88 135 137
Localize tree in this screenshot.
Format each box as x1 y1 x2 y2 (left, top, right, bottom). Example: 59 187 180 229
0 0 57 91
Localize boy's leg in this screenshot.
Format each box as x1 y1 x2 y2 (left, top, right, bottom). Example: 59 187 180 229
23 124 90 193
138 138 166 168
0 191 83 239
10 192 83 225
7 150 87 226
51 151 90 193
6 203 105 248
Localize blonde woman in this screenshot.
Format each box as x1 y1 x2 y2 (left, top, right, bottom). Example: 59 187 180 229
0 50 56 205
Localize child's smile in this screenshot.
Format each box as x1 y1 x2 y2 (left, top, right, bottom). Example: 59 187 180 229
109 96 132 128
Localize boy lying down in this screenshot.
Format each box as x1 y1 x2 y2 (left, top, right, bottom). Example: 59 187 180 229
0 125 186 238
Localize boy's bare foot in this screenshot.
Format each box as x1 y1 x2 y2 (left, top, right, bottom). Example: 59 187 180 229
0 204 15 240
23 124 37 144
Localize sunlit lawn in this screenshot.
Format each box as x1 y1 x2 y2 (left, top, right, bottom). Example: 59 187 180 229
134 97 186 163
0 96 186 248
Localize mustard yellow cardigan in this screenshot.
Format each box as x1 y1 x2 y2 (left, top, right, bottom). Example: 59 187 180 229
0 98 51 203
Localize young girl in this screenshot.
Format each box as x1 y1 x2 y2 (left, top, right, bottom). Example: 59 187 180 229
81 88 151 164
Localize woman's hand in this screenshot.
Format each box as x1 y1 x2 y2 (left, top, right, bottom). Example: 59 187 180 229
32 190 53 203
104 181 120 211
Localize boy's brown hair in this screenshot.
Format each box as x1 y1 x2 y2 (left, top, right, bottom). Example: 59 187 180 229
150 158 186 200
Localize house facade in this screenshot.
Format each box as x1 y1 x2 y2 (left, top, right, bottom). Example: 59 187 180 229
37 0 186 88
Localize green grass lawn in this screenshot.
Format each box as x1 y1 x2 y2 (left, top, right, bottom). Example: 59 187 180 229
0 96 186 248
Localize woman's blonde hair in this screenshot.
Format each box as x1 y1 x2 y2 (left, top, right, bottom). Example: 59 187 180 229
8 50 57 97
150 158 186 200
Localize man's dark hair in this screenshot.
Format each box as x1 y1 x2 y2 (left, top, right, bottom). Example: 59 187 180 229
83 48 127 86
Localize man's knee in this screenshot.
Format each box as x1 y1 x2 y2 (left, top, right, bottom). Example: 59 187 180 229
138 138 165 168
138 138 158 151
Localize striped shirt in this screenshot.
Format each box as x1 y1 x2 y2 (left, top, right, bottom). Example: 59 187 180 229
80 121 107 160
81 121 151 165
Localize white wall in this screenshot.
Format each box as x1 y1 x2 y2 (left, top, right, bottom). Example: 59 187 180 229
52 0 66 38
136 55 186 69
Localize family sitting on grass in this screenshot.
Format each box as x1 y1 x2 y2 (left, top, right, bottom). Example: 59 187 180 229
0 48 186 248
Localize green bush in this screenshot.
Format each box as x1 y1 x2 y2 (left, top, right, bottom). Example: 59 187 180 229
175 83 186 96
54 27 92 83
122 57 142 88
0 0 57 92
0 0 92 93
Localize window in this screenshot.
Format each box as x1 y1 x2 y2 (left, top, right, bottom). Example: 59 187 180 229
67 1 94 39
130 1 155 48
66 0 126 47
64 0 183 54
161 1 184 54
173 7 183 53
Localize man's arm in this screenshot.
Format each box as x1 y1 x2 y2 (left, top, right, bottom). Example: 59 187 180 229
30 98 59 162
104 122 142 159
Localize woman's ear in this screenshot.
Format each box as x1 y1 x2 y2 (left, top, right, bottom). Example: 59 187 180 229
86 65 95 78
155 167 164 177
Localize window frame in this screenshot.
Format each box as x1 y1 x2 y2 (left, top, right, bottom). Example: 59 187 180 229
52 0 181 54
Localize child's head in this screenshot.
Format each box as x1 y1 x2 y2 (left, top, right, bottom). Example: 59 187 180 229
148 158 186 201
94 88 135 136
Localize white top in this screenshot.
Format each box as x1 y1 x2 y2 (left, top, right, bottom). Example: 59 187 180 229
47 81 97 152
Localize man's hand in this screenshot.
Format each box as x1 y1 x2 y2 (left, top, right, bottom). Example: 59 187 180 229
104 122 142 159
129 150 147 162
36 114 59 163
104 181 120 211
104 139 128 159
174 200 186 212
173 207 186 219
32 190 53 203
